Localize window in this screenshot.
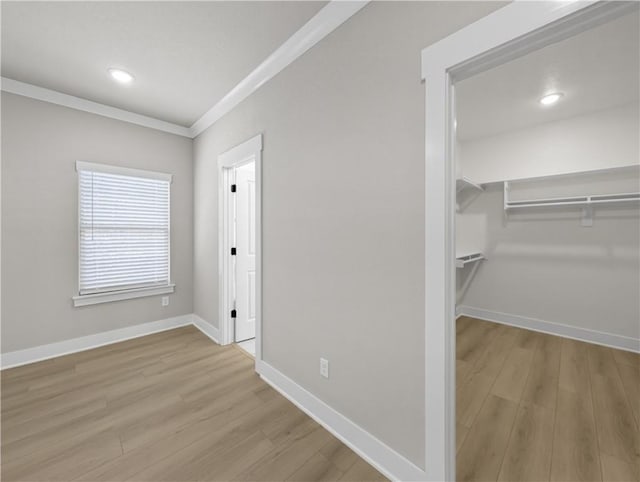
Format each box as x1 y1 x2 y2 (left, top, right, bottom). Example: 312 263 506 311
73 161 174 307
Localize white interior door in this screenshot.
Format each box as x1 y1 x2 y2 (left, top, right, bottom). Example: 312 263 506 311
234 162 256 342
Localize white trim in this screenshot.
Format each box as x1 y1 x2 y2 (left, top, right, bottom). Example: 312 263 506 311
219 162 234 345
0 314 192 369
75 160 173 183
218 134 263 168
72 284 175 307
420 2 635 479
189 1 369 137
1 77 191 138
192 313 221 344
422 50 456 482
256 360 426 482
218 134 263 349
420 1 635 79
457 306 640 354
254 142 263 364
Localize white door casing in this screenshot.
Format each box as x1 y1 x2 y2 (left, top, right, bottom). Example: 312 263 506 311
234 162 256 342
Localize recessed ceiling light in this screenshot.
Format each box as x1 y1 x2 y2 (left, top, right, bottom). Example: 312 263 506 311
539 92 563 106
108 68 134 84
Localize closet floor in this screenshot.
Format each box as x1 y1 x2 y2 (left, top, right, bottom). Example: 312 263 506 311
456 316 640 482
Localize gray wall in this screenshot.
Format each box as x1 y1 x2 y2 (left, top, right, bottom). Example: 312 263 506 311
193 1 503 468
1 92 194 352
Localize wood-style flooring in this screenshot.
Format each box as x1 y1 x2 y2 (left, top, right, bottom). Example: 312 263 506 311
457 316 640 482
1 326 386 481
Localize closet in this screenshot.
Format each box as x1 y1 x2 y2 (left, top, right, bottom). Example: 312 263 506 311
455 164 640 326
451 7 639 482
452 8 640 344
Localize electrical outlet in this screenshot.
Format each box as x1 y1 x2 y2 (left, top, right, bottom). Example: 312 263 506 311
320 358 329 379
161 296 169 307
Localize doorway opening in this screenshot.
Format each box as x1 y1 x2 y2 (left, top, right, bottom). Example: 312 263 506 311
232 161 256 355
421 2 638 479
218 134 262 359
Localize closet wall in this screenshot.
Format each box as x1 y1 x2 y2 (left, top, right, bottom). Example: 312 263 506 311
460 103 638 183
456 101 640 347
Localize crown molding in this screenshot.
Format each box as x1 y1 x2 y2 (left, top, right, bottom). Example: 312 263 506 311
1 1 369 139
1 77 192 138
189 0 370 138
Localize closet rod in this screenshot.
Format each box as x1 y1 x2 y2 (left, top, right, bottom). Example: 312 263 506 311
505 193 640 210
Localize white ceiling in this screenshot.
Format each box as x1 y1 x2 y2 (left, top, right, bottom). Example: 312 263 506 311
1 1 326 127
456 10 640 141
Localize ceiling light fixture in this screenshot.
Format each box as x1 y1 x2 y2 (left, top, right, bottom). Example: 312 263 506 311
108 68 134 84
539 92 563 106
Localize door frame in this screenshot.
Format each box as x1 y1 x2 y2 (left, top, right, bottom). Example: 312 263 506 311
218 134 263 356
420 1 637 480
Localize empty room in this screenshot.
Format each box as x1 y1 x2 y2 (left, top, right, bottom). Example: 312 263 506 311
1 2 638 482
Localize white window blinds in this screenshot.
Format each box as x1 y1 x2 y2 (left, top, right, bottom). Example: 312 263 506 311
77 162 171 296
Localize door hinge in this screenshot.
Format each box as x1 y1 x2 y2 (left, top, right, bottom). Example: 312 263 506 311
230 309 237 319
231 247 236 255
230 184 236 192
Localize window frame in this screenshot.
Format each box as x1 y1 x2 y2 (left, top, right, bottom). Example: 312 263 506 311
72 161 174 307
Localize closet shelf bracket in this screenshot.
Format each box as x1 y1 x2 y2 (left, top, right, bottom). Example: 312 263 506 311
456 177 484 194
456 252 486 269
457 177 484 212
582 205 593 227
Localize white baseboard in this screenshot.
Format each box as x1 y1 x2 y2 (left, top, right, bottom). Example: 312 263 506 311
458 306 640 353
192 314 221 344
1 314 194 369
255 360 426 481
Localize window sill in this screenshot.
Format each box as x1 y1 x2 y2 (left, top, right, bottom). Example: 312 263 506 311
72 284 175 307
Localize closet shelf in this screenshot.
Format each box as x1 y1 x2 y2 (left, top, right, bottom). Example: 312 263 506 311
456 252 485 269
456 177 484 194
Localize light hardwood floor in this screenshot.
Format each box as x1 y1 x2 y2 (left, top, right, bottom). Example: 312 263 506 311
457 316 640 482
1 326 386 482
